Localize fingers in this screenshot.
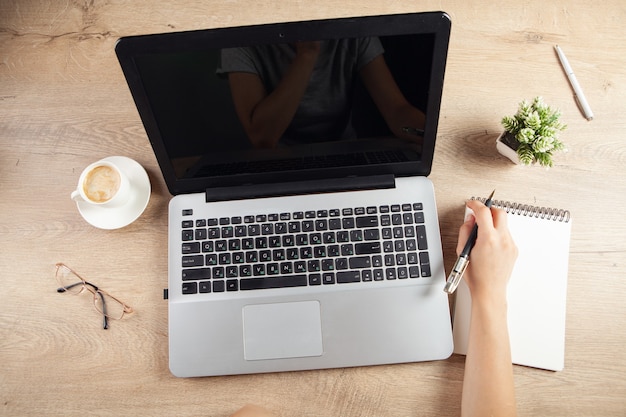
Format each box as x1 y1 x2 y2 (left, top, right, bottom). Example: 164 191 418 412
490 204 509 230
456 215 475 255
465 199 496 231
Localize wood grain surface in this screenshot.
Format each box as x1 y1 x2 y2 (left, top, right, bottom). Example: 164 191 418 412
1 1 625 416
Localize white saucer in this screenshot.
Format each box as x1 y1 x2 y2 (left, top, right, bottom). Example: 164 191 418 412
75 156 151 230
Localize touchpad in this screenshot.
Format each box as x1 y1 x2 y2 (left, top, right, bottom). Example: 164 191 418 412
242 301 323 361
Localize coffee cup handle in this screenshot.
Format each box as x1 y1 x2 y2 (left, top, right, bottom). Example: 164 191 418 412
71 190 83 202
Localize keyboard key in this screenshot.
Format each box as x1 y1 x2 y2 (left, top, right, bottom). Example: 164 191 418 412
398 267 408 279
416 225 428 250
362 270 373 281
356 216 378 228
315 219 328 231
195 229 207 240
280 262 293 274
337 270 361 283
363 229 380 241
182 282 197 294
350 230 363 241
329 219 341 230
182 255 204 268
239 265 252 277
213 267 225 279
213 280 225 292
373 269 384 281
267 263 280 275
182 230 194 241
309 274 321 285
307 260 320 272
199 281 211 293
226 280 238 291
182 268 211 280
182 242 201 254
321 259 334 271
335 258 348 270
295 261 307 273
226 266 238 278
355 242 381 254
248 224 260 236
202 241 214 252
206 254 218 266
259 250 271 262
240 275 307 290
349 256 371 269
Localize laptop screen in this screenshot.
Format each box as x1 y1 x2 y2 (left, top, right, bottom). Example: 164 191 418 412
116 12 450 195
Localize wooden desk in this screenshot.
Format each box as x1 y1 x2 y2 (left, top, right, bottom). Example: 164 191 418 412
1 1 625 415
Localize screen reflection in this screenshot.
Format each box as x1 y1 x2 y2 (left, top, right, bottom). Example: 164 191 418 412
134 34 434 180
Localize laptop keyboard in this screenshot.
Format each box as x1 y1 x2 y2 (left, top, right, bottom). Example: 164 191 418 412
179 203 431 295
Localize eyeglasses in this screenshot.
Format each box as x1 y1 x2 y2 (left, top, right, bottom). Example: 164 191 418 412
55 263 133 329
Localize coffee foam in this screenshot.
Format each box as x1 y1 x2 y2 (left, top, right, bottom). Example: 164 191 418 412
83 165 121 203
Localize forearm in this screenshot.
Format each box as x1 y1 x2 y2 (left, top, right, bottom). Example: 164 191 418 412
245 54 316 147
462 297 516 417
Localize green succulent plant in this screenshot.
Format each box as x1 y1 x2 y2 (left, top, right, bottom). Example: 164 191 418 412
501 97 567 167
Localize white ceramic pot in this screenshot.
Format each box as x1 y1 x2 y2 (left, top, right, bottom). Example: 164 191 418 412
496 131 521 164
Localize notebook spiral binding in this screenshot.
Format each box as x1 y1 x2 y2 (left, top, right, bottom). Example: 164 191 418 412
470 197 571 223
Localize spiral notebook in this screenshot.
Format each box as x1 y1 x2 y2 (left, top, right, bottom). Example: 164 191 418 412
452 197 572 371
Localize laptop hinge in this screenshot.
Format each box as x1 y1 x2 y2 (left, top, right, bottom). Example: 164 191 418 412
205 174 396 202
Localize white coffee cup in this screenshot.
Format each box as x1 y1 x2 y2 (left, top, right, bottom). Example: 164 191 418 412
71 160 131 208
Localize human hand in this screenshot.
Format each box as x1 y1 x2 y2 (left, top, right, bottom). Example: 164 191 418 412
229 404 276 417
456 199 518 304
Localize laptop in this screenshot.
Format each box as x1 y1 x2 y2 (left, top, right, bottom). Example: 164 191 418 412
116 11 453 377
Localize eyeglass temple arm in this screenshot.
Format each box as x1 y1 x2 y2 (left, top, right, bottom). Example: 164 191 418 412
56 282 83 293
97 291 110 330
57 280 110 330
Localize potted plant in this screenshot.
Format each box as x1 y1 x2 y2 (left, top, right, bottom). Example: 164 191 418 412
496 96 567 167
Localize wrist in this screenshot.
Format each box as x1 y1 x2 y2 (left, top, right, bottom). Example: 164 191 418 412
469 286 508 314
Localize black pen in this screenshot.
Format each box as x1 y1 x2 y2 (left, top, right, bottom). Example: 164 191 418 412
443 190 495 294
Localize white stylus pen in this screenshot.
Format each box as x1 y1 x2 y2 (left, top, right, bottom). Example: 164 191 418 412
555 45 594 121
